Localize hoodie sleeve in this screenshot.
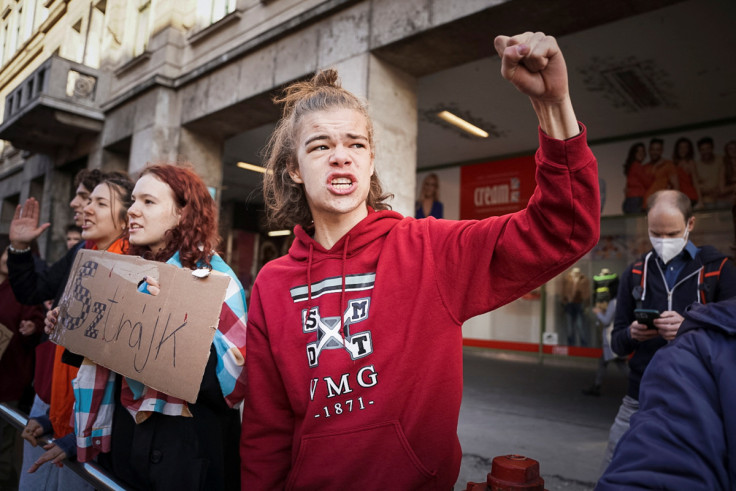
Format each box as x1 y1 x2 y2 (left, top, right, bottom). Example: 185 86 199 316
241 281 295 489
426 125 600 322
597 327 731 490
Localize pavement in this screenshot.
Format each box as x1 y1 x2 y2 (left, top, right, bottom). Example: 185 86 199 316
454 347 629 490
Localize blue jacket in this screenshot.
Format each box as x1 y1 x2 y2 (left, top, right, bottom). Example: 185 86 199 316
598 297 736 490
611 245 736 400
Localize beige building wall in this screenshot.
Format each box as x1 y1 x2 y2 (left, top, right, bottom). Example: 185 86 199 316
0 0 510 259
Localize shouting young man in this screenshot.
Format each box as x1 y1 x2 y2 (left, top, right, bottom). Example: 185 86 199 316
241 31 600 490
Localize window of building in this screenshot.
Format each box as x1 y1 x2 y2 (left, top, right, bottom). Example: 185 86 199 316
7 11 18 56
15 5 23 47
35 0 48 29
210 0 236 24
0 23 6 67
64 18 85 63
84 1 106 68
133 1 151 57
21 0 37 43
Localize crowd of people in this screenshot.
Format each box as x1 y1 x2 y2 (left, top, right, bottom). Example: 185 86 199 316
0 27 733 491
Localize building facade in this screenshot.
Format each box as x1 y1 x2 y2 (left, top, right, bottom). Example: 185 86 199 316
1 0 734 356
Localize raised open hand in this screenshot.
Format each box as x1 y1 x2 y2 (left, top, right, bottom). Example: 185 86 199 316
10 198 50 249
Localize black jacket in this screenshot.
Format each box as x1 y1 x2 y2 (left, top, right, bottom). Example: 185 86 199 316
7 240 86 367
8 240 85 307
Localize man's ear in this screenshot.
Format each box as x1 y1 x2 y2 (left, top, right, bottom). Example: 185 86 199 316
289 164 303 184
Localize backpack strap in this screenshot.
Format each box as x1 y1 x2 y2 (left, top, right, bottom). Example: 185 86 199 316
699 257 729 304
631 259 646 310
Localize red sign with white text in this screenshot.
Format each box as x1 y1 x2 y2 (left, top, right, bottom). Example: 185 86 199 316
460 155 537 219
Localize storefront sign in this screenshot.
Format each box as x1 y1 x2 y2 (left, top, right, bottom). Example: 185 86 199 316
51 250 230 403
460 155 536 219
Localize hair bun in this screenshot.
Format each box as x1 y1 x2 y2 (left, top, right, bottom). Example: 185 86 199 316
313 68 340 88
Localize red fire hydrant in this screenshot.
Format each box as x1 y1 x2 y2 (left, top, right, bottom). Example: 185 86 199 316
465 454 547 491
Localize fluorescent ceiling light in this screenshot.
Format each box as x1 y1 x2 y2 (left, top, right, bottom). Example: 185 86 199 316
237 161 273 174
437 110 488 138
267 230 291 237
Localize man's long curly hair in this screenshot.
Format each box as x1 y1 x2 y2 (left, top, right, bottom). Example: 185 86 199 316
262 68 392 229
127 164 219 269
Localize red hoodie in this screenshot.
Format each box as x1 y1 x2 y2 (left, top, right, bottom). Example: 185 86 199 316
241 126 600 490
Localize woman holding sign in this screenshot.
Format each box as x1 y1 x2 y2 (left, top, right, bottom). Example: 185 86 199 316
71 164 247 490
21 172 133 488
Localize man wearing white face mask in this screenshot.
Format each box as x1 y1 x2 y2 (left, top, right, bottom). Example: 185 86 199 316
598 189 736 475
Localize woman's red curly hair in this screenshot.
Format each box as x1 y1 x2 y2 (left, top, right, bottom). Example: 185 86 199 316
127 163 219 269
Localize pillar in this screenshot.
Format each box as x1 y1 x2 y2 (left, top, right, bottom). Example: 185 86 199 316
335 54 418 217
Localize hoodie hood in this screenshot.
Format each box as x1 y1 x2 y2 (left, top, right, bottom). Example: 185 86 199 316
289 209 404 262
681 296 736 337
288 208 405 338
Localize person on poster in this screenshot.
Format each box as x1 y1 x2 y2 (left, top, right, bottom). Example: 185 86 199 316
696 136 726 208
672 137 701 207
599 189 736 475
415 173 444 219
622 142 651 214
722 140 736 196
241 31 600 489
642 138 677 207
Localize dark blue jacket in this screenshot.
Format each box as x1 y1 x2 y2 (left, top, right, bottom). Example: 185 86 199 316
598 298 736 490
611 245 736 399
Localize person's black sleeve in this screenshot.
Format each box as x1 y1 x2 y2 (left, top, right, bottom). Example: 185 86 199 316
611 265 637 357
7 243 81 307
714 260 736 302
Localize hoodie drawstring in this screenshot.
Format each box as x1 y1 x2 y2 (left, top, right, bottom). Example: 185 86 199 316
340 235 350 342
304 235 350 344
306 243 314 316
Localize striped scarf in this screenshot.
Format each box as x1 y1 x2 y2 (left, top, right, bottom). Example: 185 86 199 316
73 251 247 462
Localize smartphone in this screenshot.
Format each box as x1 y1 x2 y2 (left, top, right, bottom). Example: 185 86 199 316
634 308 660 329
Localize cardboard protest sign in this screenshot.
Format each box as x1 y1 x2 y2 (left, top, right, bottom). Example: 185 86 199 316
50 249 230 403
0 323 12 360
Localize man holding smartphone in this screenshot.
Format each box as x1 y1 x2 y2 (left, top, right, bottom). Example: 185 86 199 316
599 189 736 474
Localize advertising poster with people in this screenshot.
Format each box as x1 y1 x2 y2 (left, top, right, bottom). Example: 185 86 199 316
594 124 736 217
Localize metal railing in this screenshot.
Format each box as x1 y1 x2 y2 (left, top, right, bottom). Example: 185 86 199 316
0 402 129 491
